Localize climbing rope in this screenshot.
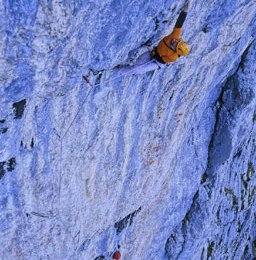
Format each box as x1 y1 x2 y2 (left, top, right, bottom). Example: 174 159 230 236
60 71 124 141
60 59 159 141
56 58 162 205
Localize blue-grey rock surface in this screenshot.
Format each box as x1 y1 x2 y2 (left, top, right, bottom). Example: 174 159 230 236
0 0 255 259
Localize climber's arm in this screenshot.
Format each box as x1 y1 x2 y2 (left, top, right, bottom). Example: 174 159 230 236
169 0 191 39
175 0 190 28
175 11 187 29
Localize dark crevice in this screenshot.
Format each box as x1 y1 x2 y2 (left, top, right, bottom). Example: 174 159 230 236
242 244 249 259
7 157 16 172
252 237 256 258
182 190 200 227
153 17 160 30
31 138 34 148
236 41 253 73
200 247 205 260
234 149 242 158
0 157 16 180
178 191 200 255
94 256 105 260
253 112 256 122
201 172 208 184
204 41 254 186
78 239 90 252
202 26 209 33
114 207 141 235
30 212 50 218
13 99 27 119
206 82 227 172
207 241 215 259
142 38 153 48
0 127 8 134
0 161 6 179
166 190 200 259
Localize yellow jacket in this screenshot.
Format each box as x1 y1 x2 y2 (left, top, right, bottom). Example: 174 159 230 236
156 28 182 63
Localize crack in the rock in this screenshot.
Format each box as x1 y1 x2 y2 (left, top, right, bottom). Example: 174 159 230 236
177 190 200 257
166 41 255 259
204 41 254 187
165 190 200 259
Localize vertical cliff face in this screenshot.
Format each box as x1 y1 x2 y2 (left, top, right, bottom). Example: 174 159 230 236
0 0 255 259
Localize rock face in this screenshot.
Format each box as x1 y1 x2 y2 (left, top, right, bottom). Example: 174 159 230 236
0 0 255 259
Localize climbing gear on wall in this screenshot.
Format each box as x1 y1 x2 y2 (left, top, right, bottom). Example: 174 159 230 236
82 75 93 86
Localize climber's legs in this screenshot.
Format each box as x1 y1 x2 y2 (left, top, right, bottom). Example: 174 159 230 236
117 51 164 76
136 51 152 65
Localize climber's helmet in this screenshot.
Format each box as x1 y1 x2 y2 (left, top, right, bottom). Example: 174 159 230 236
176 39 190 56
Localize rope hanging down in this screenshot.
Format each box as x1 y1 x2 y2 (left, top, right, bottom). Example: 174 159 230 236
57 68 138 203
60 71 123 141
60 59 156 141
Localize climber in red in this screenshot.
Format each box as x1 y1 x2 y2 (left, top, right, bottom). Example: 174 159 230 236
112 250 121 260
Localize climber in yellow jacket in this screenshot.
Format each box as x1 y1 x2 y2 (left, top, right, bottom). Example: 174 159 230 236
117 0 191 75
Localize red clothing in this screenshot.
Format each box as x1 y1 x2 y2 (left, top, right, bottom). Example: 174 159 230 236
112 251 121 260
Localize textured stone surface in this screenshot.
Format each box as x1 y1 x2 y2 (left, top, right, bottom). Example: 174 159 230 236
0 0 255 259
